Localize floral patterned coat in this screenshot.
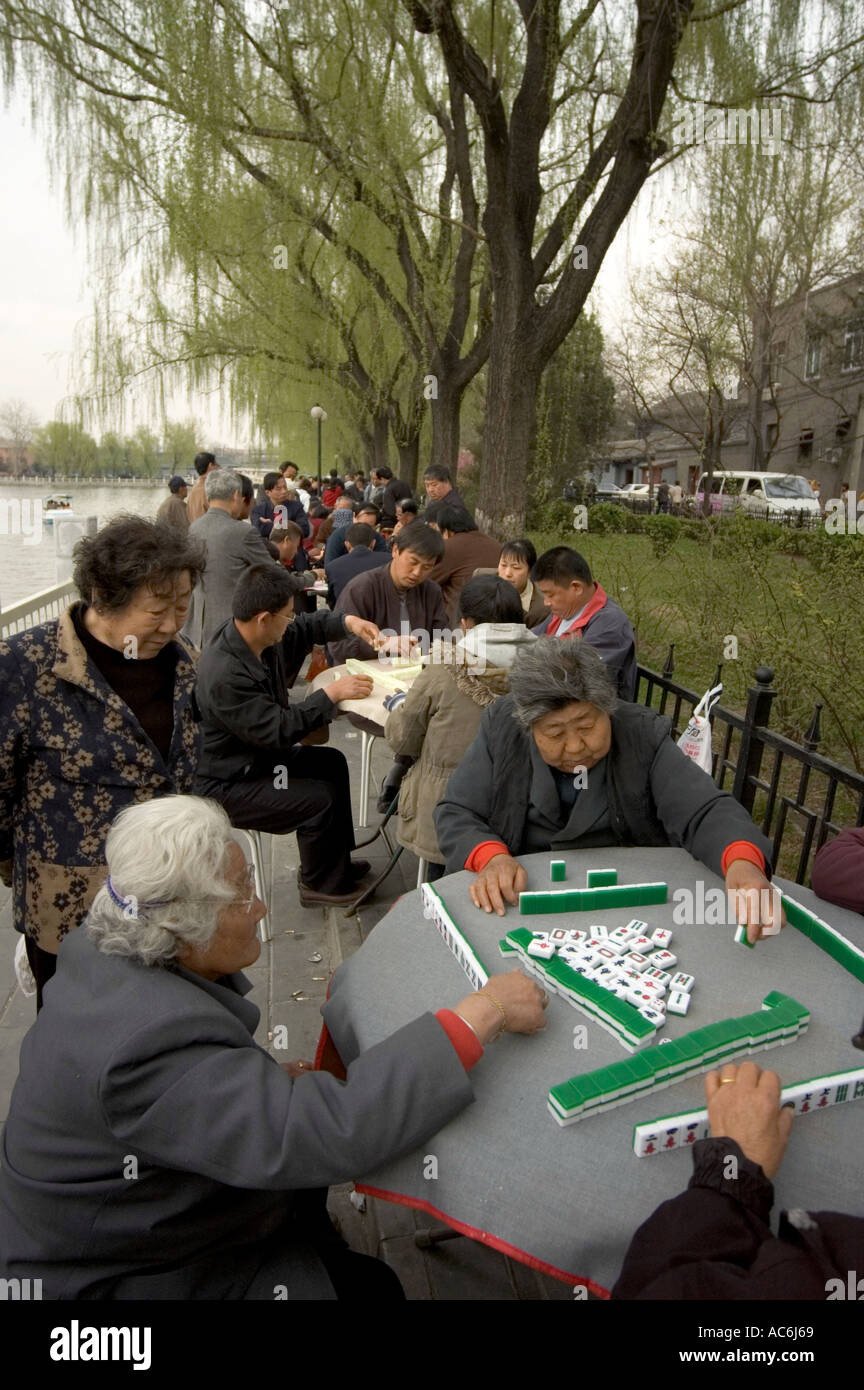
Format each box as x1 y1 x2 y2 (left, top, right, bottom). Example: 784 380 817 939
0 604 200 952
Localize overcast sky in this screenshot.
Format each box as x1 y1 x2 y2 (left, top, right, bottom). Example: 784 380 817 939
0 86 659 449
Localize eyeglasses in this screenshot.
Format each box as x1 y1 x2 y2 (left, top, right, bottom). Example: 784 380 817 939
234 864 260 910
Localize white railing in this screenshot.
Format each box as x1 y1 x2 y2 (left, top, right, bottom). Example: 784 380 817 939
0 581 77 639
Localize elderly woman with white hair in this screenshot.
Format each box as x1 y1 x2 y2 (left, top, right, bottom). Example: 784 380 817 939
0 795 546 1300
435 638 780 941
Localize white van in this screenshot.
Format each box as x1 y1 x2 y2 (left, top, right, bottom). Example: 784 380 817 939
694 471 821 519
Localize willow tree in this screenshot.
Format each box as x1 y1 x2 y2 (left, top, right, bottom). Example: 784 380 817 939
403 0 864 532
0 0 491 482
3 1 864 528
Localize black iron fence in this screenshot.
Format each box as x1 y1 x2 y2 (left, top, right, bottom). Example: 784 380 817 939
636 647 864 884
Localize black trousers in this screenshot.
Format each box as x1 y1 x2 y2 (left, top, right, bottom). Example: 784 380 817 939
195 746 356 894
24 934 57 1013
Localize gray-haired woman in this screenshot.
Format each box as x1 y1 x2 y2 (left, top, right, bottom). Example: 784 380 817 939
0 795 546 1300
434 638 780 940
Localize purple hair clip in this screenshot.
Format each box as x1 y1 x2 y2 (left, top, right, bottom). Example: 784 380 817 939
106 875 170 920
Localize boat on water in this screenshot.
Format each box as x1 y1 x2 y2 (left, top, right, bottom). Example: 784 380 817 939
42 495 75 524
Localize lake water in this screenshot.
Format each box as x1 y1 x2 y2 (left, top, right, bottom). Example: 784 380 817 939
0 483 165 609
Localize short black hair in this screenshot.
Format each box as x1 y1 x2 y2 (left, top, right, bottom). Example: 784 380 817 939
278 460 298 474
356 502 380 523
345 522 375 548
375 465 393 480
437 504 476 534
423 499 447 527
459 575 524 626
391 521 445 562
232 564 299 621
73 515 206 613
271 521 303 544
533 546 593 587
194 451 216 476
424 463 451 483
500 537 537 569
397 498 418 516
262 471 282 492
238 472 254 502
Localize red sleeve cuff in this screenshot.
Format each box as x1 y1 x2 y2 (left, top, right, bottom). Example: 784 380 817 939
435 1009 483 1071
721 841 766 876
465 840 510 873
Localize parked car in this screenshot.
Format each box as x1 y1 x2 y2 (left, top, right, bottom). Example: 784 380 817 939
694 471 821 520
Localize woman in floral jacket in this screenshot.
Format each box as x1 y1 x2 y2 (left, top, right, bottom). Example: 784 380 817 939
0 515 205 1007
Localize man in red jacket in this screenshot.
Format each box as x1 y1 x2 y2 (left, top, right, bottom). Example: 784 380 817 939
532 545 637 700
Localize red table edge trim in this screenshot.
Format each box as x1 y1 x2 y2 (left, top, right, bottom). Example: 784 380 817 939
354 1183 611 1299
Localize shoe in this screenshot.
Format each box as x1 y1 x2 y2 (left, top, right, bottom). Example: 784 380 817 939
298 880 362 907
350 859 371 880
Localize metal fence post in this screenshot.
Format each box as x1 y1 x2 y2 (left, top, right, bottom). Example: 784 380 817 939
731 666 776 812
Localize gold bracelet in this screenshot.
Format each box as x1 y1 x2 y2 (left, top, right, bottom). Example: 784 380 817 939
476 990 508 1040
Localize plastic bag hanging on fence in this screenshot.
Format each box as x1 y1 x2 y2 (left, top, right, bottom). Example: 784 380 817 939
677 682 723 775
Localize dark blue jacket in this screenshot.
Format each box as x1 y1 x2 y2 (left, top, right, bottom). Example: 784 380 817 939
325 545 390 602
251 496 310 539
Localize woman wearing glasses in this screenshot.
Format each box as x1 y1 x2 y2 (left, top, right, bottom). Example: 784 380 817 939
0 796 546 1300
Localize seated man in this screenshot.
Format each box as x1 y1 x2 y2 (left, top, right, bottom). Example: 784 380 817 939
270 521 323 621
425 504 502 624
324 502 388 565
391 497 419 540
194 565 381 906
422 463 466 514
532 545 637 700
327 521 450 665
435 638 778 940
325 522 390 604
613 1062 864 1299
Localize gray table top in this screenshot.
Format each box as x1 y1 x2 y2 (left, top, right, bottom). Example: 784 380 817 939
323 847 864 1294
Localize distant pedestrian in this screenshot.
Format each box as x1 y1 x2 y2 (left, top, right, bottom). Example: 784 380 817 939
656 481 671 514
670 481 684 514
186 452 217 522
156 475 189 531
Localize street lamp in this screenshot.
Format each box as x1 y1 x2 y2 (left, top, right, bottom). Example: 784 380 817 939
310 405 327 488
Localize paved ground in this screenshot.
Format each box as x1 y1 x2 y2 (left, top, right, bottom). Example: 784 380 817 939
0 664 572 1300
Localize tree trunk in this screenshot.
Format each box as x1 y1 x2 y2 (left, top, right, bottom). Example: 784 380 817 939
475 333 542 538
373 413 389 474
396 433 419 487
429 375 465 475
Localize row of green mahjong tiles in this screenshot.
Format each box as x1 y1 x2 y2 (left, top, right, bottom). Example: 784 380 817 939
418 869 864 1156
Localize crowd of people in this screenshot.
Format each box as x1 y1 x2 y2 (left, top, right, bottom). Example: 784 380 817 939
0 451 861 1301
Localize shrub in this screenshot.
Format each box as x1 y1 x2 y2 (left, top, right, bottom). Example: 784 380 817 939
587 501 644 534
641 513 683 559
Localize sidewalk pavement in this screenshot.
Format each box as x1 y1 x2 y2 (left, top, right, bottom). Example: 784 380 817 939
0 671 573 1301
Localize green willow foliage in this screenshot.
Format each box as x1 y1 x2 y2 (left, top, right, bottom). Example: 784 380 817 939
1 0 863 491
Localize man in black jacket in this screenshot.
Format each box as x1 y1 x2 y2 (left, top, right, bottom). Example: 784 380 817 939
613 1061 864 1299
251 474 310 540
193 566 381 905
372 466 413 529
